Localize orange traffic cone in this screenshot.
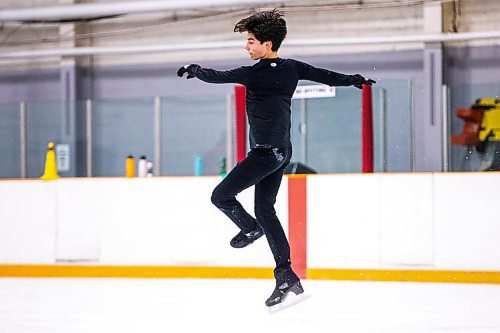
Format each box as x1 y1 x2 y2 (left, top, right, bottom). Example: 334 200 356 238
41 142 60 180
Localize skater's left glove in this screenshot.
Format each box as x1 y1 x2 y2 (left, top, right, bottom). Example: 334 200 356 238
352 74 376 89
177 64 199 79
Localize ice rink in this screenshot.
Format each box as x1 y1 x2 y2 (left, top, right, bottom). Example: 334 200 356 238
1 278 499 333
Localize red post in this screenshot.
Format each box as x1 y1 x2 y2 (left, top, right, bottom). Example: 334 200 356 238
234 85 247 163
362 85 374 173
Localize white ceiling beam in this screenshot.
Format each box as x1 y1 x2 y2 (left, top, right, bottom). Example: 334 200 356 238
2 30 500 59
0 0 288 22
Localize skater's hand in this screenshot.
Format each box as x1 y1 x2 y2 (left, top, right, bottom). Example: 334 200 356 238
352 74 376 89
177 64 197 79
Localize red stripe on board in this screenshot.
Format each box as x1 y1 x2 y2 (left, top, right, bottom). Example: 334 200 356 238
288 176 307 279
234 85 247 163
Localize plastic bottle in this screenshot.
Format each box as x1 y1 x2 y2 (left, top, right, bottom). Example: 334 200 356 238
126 155 135 178
138 155 147 177
146 161 154 177
219 156 227 178
194 156 203 176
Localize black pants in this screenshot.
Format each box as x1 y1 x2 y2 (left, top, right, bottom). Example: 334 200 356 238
211 147 293 279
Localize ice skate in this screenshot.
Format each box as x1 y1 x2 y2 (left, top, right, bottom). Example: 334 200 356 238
230 226 264 248
265 280 305 310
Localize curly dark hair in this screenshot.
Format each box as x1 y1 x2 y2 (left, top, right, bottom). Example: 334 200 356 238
234 9 287 51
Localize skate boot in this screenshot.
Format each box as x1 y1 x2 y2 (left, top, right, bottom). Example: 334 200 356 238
230 226 264 248
265 279 304 307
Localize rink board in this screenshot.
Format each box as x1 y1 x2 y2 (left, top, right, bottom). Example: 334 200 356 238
0 173 499 283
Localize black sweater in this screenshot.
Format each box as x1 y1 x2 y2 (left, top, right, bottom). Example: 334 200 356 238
188 58 364 148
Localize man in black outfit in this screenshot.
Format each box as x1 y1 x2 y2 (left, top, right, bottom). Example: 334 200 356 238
177 9 375 307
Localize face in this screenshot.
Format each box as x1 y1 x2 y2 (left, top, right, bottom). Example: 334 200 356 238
244 32 273 60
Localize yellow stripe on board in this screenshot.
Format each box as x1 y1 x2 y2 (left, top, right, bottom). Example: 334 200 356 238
307 268 500 284
285 174 307 179
0 265 274 279
1 265 500 284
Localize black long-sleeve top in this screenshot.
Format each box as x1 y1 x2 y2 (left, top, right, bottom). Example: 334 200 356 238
187 58 364 148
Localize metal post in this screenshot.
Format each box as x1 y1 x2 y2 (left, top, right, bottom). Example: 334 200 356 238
378 88 387 172
428 52 435 125
442 84 450 172
300 98 307 164
86 99 92 177
409 80 415 172
19 101 27 179
226 94 234 171
154 96 162 176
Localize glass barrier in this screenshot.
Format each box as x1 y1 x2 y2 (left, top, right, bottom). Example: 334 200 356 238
162 94 227 176
373 79 413 173
4 81 500 177
0 80 413 178
290 79 412 173
291 86 362 173
26 100 73 178
0 103 20 178
92 98 155 177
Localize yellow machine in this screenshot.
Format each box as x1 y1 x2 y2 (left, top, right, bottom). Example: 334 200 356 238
475 98 500 142
451 98 500 171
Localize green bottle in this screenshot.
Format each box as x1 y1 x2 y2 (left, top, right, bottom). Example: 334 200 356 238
219 157 227 178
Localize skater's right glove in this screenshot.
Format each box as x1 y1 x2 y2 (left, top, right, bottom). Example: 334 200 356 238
177 64 200 79
352 74 376 89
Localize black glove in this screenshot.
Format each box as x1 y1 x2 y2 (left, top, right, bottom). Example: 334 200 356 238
352 74 376 89
177 64 198 79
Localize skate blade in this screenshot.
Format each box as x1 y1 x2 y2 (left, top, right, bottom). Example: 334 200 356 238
267 293 310 314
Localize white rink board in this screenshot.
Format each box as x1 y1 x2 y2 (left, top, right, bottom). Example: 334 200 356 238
1 173 500 272
0 180 56 264
307 174 381 268
378 173 434 266
97 176 287 267
56 179 102 261
307 172 500 271
214 178 288 268
0 177 287 267
433 173 500 270
98 178 187 265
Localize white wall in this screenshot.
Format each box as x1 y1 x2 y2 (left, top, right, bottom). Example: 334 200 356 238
0 173 499 271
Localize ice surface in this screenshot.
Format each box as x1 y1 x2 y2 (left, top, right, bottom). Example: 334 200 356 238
0 278 499 333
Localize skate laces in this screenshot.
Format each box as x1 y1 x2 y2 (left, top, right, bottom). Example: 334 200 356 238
278 282 289 290
244 227 262 238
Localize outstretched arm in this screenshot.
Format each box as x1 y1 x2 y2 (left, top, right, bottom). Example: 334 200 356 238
294 60 375 89
177 64 249 85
